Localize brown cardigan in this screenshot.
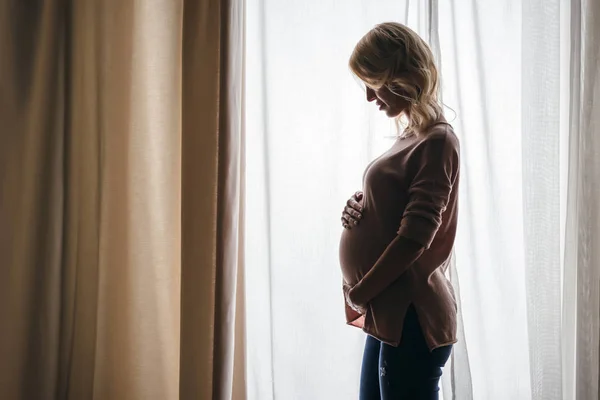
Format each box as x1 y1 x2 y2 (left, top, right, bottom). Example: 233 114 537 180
339 121 459 350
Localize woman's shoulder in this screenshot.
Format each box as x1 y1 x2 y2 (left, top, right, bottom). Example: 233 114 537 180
419 122 459 151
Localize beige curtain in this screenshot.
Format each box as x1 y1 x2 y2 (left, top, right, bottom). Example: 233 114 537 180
0 0 245 399
181 0 246 399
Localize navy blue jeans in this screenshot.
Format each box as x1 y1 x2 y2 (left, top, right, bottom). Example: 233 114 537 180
359 306 452 400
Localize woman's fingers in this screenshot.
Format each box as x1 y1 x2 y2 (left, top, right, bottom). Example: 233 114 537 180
342 212 359 227
344 205 362 220
347 197 363 214
341 215 355 229
342 192 363 229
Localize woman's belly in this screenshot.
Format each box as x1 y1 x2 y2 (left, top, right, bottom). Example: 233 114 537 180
339 218 390 285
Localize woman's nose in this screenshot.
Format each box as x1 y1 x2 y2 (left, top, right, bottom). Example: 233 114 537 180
366 87 377 102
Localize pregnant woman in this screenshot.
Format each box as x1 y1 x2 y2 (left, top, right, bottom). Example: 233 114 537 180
339 22 460 399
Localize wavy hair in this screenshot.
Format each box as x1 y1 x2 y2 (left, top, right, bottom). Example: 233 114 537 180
349 22 442 135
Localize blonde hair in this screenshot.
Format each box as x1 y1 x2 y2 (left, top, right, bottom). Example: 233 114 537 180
349 22 442 135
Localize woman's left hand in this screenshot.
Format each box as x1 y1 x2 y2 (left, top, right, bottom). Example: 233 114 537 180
344 282 367 314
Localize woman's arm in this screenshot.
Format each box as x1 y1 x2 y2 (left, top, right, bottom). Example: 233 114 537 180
348 236 423 307
348 132 459 307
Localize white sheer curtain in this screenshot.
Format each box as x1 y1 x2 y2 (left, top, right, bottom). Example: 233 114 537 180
566 0 600 398
245 0 599 399
438 1 564 399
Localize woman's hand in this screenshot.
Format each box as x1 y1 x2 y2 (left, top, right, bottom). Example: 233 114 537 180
344 282 367 314
341 191 364 229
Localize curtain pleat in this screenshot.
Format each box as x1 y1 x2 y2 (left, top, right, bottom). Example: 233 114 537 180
89 2 183 399
521 1 563 399
180 0 246 399
59 1 103 397
569 0 600 398
0 1 67 398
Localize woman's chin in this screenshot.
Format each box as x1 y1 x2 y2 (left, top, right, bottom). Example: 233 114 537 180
385 108 403 118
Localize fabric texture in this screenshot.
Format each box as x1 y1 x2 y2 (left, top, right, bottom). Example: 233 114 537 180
180 0 246 398
340 122 459 350
565 0 600 398
0 1 245 399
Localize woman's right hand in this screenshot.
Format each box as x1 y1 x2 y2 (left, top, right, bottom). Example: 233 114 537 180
341 191 364 229
343 281 367 314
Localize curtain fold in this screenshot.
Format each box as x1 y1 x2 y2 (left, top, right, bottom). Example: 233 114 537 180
521 1 562 398
180 0 246 399
568 0 600 398
0 1 68 398
1 0 246 399
60 1 104 397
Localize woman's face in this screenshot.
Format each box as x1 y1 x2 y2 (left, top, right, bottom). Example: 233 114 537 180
365 85 412 118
